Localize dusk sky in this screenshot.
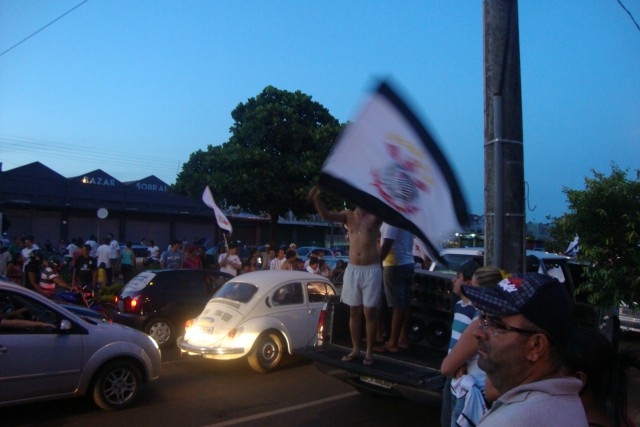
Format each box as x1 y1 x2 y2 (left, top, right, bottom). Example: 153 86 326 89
1 1 638 222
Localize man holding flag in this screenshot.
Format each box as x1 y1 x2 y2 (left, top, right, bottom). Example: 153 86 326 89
309 186 382 367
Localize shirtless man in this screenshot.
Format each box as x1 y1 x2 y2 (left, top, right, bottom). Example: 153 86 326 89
309 186 382 366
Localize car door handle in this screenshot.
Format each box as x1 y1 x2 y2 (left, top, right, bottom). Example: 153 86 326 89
0 346 7 355
308 308 317 315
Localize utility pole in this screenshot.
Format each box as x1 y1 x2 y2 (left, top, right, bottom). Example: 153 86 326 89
483 0 525 273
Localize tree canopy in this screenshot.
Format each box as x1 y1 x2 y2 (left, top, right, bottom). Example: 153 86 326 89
548 164 640 307
173 86 343 239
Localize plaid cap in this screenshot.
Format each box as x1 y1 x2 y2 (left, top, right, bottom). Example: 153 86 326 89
462 273 573 343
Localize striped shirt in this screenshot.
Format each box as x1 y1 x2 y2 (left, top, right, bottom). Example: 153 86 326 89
448 300 477 353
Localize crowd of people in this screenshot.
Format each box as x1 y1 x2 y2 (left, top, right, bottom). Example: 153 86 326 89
0 232 349 292
3 189 638 427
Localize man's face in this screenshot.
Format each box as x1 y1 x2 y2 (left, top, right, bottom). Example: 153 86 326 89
277 249 285 259
473 313 533 391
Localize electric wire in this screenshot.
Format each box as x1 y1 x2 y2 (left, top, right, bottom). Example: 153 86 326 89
616 0 640 33
0 134 185 180
0 0 90 58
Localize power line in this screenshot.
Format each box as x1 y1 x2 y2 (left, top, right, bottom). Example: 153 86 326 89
0 135 185 178
0 0 90 58
616 0 640 33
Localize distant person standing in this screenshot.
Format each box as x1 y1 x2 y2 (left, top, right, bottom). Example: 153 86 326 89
120 241 135 283
146 240 160 266
21 235 40 285
218 241 242 276
161 240 184 269
108 233 120 282
269 247 286 271
72 244 97 291
85 235 98 257
95 238 112 285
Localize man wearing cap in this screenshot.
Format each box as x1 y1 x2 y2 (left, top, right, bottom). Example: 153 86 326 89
462 273 588 426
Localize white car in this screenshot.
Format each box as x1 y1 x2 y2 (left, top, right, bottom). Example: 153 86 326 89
177 270 336 373
0 281 161 410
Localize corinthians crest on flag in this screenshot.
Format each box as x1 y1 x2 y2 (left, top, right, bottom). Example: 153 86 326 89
319 81 469 263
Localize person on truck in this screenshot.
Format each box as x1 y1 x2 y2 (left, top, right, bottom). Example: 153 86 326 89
309 186 382 366
461 273 588 426
376 222 415 353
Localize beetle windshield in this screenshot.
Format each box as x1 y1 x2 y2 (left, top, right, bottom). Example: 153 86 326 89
214 281 257 303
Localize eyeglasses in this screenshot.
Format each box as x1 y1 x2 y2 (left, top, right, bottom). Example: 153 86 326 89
478 311 541 337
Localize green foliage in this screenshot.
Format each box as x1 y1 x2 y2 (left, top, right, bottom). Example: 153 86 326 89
173 86 343 235
549 164 640 307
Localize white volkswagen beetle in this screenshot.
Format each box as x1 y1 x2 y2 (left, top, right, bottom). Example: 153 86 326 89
177 270 336 373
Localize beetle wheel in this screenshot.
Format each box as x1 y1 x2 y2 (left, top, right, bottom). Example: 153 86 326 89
247 332 284 373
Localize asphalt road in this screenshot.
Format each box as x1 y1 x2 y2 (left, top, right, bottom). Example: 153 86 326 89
3 347 439 427
4 335 640 427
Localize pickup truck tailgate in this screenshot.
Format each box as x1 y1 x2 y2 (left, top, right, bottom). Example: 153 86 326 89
297 345 445 404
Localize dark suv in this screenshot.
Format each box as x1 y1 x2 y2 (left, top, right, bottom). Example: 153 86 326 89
112 269 232 348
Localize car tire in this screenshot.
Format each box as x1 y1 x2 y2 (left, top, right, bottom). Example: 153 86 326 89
91 360 142 411
145 317 175 348
247 331 284 373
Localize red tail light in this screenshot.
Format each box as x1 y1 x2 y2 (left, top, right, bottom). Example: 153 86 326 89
184 319 194 330
124 295 142 312
317 308 326 343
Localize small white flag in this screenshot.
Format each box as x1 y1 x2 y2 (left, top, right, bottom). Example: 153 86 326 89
319 81 469 263
202 186 233 235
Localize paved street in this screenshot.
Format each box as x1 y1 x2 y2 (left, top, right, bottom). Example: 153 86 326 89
4 335 640 427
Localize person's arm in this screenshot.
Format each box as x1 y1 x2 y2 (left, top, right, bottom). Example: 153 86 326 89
0 318 55 329
309 186 347 223
379 238 394 263
440 318 480 377
53 275 73 290
71 266 77 287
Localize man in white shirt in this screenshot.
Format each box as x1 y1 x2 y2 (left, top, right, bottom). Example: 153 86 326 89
218 242 242 276
95 238 112 285
305 257 320 274
269 247 285 271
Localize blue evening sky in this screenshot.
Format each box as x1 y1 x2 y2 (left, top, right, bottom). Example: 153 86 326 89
1 1 638 222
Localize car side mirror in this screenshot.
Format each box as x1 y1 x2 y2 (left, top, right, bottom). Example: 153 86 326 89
59 319 72 332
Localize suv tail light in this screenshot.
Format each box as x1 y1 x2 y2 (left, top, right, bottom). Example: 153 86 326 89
122 295 143 313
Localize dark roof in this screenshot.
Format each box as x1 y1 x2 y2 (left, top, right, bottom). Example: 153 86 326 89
0 162 207 216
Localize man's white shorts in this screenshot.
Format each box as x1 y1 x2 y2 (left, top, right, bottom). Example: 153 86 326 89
341 263 382 308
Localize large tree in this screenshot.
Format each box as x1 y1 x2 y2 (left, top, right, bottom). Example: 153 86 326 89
548 164 640 307
174 86 343 241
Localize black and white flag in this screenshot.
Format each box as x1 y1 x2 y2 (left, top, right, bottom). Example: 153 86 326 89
319 81 469 263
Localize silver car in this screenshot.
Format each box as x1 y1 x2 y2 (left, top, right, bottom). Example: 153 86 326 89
0 281 161 410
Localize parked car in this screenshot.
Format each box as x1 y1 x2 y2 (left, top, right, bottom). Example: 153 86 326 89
619 301 640 334
0 280 161 410
296 246 334 261
330 245 349 257
112 269 232 348
177 270 337 373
